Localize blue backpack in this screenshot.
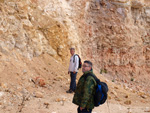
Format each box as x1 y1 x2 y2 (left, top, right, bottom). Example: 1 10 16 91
85 74 108 106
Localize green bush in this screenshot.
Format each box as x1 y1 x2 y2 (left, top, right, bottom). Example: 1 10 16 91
100 69 107 74
131 78 134 81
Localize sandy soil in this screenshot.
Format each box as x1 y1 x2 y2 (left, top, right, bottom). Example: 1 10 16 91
0 53 150 113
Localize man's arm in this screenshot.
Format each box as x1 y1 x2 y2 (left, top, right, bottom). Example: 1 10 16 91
80 77 95 108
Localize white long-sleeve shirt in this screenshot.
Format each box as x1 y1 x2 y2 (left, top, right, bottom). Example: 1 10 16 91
68 54 79 72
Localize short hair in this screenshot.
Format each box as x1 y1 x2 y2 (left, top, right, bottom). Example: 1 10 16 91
70 48 75 51
84 60 92 67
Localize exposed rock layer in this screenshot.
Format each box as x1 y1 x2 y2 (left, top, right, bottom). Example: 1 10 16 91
70 0 150 82
0 0 150 85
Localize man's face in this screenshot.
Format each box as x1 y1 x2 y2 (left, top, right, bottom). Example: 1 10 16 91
82 63 92 73
70 49 75 56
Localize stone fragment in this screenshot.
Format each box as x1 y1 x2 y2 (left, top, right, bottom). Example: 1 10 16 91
34 77 46 87
0 83 8 89
111 90 117 97
0 92 4 97
60 100 64 106
23 69 27 74
111 0 131 7
131 0 144 8
127 107 132 113
54 76 64 81
114 86 118 89
140 95 147 99
115 97 121 101
138 92 147 99
124 100 131 105
55 98 61 102
34 92 43 98
44 102 49 108
145 8 150 18
124 94 129 98
22 19 33 29
144 107 150 112
108 94 111 100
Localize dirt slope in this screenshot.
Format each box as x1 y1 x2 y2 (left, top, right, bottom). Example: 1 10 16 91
0 53 150 113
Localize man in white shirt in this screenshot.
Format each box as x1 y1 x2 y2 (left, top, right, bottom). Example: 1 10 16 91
67 48 79 93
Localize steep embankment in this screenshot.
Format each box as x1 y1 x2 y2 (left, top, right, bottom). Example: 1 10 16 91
68 0 150 94
0 0 81 62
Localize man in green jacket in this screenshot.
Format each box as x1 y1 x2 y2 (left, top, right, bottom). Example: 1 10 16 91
73 60 97 113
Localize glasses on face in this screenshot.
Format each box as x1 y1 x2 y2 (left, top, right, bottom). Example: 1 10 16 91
82 65 90 68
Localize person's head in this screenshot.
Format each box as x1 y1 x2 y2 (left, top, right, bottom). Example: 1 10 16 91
70 48 75 56
82 60 93 73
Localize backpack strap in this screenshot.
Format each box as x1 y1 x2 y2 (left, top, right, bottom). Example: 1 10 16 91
89 74 108 93
73 54 77 63
84 73 100 84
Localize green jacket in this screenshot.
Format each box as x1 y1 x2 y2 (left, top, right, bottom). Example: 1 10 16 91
72 71 97 109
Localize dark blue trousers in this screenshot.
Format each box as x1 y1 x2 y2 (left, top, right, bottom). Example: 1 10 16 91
70 72 77 91
77 107 92 113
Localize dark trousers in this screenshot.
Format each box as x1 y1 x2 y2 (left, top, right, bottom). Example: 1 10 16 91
70 72 77 91
77 107 92 113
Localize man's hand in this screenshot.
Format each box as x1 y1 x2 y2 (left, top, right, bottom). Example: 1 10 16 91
80 107 84 111
73 71 76 74
68 71 70 74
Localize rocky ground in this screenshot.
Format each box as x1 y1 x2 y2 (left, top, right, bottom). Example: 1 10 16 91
0 53 150 113
0 0 150 113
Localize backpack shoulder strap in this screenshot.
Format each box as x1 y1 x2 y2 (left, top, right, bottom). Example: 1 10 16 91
84 73 100 84
73 54 78 63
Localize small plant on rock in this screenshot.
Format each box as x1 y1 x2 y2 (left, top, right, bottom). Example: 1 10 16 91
131 78 134 81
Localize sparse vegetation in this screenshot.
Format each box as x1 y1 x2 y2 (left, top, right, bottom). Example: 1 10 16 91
100 69 107 74
131 78 134 81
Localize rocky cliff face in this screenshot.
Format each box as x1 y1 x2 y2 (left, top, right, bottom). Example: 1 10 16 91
0 0 150 87
1 1 150 112
69 0 150 83
0 0 81 62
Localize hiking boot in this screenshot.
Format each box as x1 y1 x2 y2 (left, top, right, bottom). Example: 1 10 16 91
66 89 74 93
